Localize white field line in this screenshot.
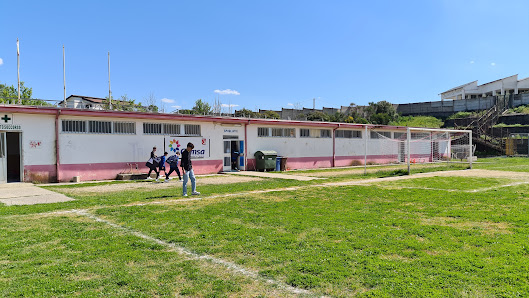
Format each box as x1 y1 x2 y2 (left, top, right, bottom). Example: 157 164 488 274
71 209 315 297
375 181 529 193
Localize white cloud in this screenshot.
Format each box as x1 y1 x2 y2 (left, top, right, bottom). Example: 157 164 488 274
287 103 294 106
0 58 3 66
171 105 181 109
214 89 240 95
469 60 475 64
491 62 496 66
221 103 239 108
161 98 175 103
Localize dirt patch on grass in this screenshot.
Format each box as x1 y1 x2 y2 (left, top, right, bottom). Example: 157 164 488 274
58 175 263 195
420 216 512 235
431 169 529 179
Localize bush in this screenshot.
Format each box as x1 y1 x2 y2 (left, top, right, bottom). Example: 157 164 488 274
389 116 443 128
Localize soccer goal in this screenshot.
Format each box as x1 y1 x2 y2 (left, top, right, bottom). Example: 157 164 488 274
365 127 473 174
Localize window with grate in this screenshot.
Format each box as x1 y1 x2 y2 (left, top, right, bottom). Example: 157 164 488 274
143 123 162 134
271 128 284 137
88 121 112 134
320 129 331 138
393 132 407 139
370 131 391 139
163 124 180 135
411 132 430 139
336 130 362 138
113 122 136 134
284 128 295 138
258 127 270 137
184 124 201 136
62 120 86 133
300 128 310 138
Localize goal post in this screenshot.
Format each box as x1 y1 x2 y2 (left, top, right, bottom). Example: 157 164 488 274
364 126 473 174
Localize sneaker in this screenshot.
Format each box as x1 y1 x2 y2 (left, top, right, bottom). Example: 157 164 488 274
166 177 171 180
165 178 170 182
146 176 153 180
179 178 183 181
191 191 200 195
155 178 160 182
183 194 188 197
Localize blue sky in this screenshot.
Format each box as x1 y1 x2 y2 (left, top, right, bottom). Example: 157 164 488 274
1 0 528 112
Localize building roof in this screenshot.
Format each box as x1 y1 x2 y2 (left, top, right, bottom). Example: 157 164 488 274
440 81 477 94
61 95 139 105
0 104 469 132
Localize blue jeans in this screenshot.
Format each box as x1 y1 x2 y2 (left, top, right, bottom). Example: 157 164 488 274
182 168 196 195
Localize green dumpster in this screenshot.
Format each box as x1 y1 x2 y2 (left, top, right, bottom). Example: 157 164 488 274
254 150 277 171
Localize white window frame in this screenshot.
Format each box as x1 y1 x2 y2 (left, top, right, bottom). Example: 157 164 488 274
184 124 201 136
114 122 136 135
62 120 86 133
143 123 162 135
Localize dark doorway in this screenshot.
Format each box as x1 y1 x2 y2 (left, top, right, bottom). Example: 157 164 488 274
230 141 240 170
6 132 21 182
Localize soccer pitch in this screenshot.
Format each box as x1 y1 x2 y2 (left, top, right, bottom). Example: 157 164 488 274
1 158 529 296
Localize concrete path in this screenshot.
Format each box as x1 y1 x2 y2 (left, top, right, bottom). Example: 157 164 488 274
0 183 74 206
223 171 323 181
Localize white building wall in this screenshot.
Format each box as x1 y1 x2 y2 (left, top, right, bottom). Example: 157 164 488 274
246 125 333 158
14 114 56 166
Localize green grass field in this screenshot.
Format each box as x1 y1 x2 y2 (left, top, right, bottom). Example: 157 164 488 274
2 158 529 296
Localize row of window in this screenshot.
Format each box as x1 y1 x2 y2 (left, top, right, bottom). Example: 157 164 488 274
62 120 200 136
258 127 296 138
61 120 428 140
257 128 431 140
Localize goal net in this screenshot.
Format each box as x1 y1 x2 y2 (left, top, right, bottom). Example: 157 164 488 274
365 127 473 174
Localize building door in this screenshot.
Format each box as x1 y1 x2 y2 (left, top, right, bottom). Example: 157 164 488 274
238 140 245 170
0 132 6 183
6 132 21 182
223 140 231 172
223 138 243 172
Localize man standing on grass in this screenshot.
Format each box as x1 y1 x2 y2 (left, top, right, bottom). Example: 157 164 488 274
181 142 200 196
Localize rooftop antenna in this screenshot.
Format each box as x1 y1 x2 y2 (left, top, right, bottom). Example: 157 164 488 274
63 45 66 103
17 38 20 104
108 51 112 109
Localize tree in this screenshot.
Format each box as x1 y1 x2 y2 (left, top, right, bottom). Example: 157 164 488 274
235 108 259 118
305 111 331 122
0 81 51 106
262 110 280 119
192 99 212 115
365 101 398 124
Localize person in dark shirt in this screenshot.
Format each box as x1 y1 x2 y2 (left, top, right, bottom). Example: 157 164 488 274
231 149 240 171
146 146 158 180
165 151 182 181
157 152 168 182
181 142 199 196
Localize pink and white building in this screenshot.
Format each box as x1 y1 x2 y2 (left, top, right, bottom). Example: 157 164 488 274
0 105 467 183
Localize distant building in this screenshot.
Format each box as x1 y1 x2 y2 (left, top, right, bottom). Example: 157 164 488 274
60 95 142 110
440 75 529 101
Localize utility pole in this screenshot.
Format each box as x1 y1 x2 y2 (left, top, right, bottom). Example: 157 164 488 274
63 45 66 102
108 52 112 109
17 38 20 104
313 98 315 110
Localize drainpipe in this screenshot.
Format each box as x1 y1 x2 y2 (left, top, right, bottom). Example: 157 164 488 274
55 110 61 182
332 124 340 167
245 120 249 170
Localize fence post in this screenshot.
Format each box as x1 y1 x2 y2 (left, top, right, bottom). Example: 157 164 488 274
364 125 368 175
469 130 473 169
407 127 411 175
